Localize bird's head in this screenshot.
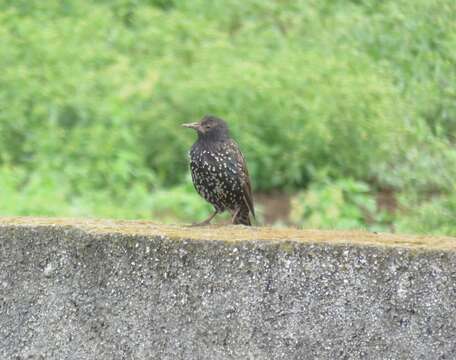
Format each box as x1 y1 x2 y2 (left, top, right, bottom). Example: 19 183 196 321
182 115 230 141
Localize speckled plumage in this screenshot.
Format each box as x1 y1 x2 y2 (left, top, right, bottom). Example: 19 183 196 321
183 116 255 225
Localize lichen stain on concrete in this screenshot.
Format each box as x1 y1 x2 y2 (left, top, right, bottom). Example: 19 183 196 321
0 216 454 251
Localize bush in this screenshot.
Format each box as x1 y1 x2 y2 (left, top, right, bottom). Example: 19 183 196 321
394 193 456 236
0 0 411 191
290 177 390 231
0 0 454 235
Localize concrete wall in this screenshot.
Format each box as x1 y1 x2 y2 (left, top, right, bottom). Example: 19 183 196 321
1 218 455 359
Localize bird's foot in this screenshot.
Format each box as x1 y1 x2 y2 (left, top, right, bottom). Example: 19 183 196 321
188 211 219 227
189 220 212 227
230 207 241 224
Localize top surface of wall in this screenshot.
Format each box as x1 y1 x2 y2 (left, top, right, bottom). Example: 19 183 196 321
0 216 454 251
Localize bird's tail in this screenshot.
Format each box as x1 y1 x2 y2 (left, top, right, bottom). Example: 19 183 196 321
233 205 252 226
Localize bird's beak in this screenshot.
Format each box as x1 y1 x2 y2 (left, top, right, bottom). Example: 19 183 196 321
182 122 201 130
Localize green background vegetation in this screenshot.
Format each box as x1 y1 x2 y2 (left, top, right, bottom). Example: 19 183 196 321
0 0 455 235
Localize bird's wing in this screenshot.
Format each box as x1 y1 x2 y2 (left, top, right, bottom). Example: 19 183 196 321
227 140 255 219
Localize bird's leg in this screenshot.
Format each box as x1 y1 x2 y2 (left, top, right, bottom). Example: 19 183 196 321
230 207 241 224
191 210 218 227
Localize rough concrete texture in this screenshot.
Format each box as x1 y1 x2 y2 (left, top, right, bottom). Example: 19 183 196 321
0 217 455 360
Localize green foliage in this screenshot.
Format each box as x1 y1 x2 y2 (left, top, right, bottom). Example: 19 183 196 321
0 0 454 235
290 177 390 231
395 192 456 236
0 166 209 221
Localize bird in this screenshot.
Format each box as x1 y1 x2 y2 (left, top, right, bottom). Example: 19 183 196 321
182 115 255 226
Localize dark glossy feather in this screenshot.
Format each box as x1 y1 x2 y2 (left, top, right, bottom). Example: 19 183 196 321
227 139 255 220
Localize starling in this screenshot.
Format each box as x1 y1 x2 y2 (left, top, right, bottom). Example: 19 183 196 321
182 115 255 226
